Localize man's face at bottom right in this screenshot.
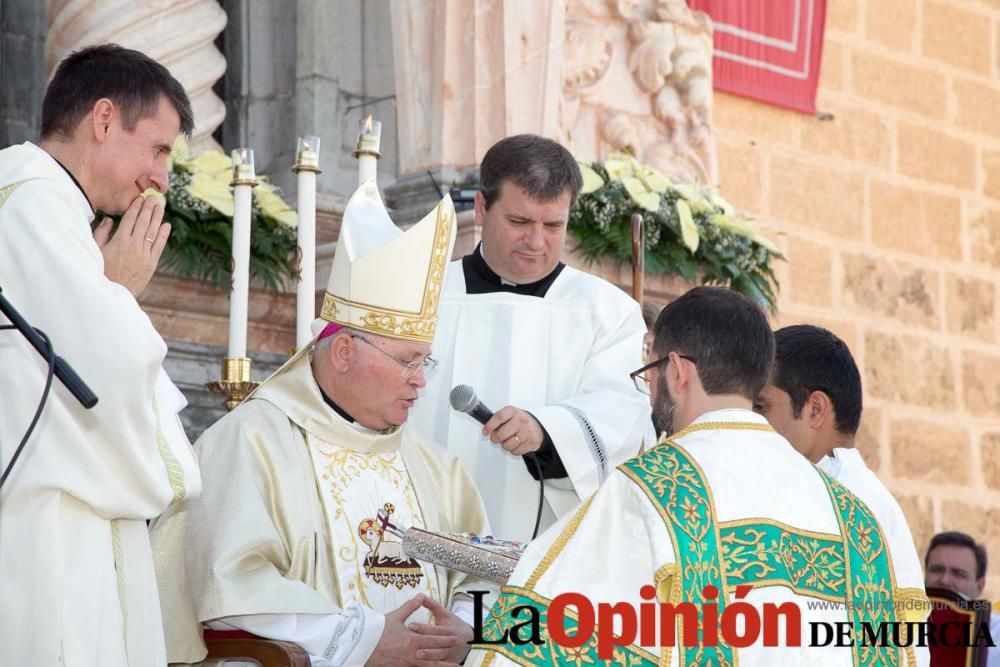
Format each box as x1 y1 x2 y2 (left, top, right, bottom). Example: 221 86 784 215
925 545 984 599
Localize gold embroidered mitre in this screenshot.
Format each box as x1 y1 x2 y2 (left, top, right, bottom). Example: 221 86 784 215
320 179 456 343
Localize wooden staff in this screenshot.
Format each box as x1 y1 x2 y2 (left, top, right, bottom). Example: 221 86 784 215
631 212 644 305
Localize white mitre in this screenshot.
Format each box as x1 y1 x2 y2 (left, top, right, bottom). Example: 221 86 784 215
319 179 456 343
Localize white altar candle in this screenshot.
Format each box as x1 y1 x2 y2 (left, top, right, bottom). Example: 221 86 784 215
228 148 256 359
294 135 320 349
356 115 381 184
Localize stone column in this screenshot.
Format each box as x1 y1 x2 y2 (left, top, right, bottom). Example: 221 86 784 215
387 0 717 223
387 0 566 223
44 0 228 152
1 1 46 146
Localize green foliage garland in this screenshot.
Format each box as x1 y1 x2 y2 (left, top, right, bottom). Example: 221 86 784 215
568 153 783 311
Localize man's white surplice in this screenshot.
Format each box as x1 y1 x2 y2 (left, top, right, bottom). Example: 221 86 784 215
0 142 200 667
410 260 651 541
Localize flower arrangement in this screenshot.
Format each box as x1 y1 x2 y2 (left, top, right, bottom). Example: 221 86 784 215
569 152 783 311
145 139 299 291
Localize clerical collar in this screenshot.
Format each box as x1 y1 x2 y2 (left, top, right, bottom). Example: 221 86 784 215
50 154 95 214
319 387 356 424
462 242 565 297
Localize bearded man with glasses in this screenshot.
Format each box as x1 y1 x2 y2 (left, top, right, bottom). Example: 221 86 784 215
468 286 927 667
152 181 494 667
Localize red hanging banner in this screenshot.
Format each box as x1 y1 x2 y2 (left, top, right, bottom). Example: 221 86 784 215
687 0 827 114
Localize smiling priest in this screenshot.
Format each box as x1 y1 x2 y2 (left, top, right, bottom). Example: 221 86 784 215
0 45 201 667
151 181 494 666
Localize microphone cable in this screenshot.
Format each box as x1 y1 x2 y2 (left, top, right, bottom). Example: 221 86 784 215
448 384 546 540
525 453 544 540
0 325 56 494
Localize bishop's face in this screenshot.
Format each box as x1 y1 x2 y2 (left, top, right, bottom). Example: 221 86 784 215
349 334 432 430
477 181 570 285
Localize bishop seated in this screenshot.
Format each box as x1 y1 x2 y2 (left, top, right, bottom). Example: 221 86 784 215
151 181 495 666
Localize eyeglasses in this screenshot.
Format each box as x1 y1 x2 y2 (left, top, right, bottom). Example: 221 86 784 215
350 334 438 378
630 353 697 395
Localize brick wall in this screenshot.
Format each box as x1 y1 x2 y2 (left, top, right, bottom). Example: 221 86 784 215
712 0 1000 595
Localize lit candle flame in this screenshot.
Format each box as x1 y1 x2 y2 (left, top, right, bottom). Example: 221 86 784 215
363 115 373 133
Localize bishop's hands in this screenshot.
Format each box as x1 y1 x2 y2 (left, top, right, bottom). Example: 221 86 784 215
368 594 470 667
409 595 475 665
93 195 170 297
483 406 544 456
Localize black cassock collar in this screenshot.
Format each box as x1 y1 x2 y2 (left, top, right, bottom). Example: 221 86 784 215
462 242 565 298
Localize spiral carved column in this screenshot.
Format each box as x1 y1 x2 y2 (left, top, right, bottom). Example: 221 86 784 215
44 0 228 152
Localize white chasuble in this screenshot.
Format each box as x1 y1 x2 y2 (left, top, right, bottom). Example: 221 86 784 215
307 434 438 622
152 350 495 664
467 410 930 667
409 261 651 542
818 447 927 612
0 142 201 667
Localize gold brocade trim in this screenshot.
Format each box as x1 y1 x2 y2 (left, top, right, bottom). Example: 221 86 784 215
654 562 680 604
320 198 453 342
654 562 681 667
620 440 738 667
153 397 186 503
523 494 596 590
896 582 932 654
895 587 931 610
719 516 842 542
110 521 128 648
895 585 931 667
719 517 846 601
476 585 660 666
722 579 845 604
666 421 775 441
321 293 439 343
0 178 38 208
817 466 902 667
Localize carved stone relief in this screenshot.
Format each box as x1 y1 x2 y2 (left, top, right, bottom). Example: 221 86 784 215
563 0 717 184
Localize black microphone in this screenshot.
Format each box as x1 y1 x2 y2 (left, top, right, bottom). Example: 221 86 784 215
449 383 545 539
0 287 97 409
449 384 494 424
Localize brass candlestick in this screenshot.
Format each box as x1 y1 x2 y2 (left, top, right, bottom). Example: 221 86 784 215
206 357 259 411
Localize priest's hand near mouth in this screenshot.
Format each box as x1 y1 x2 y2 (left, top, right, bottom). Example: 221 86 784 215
483 406 544 455
93 194 170 297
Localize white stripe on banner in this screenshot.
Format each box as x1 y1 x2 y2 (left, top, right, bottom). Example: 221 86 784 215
711 0 816 80
712 0 801 52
